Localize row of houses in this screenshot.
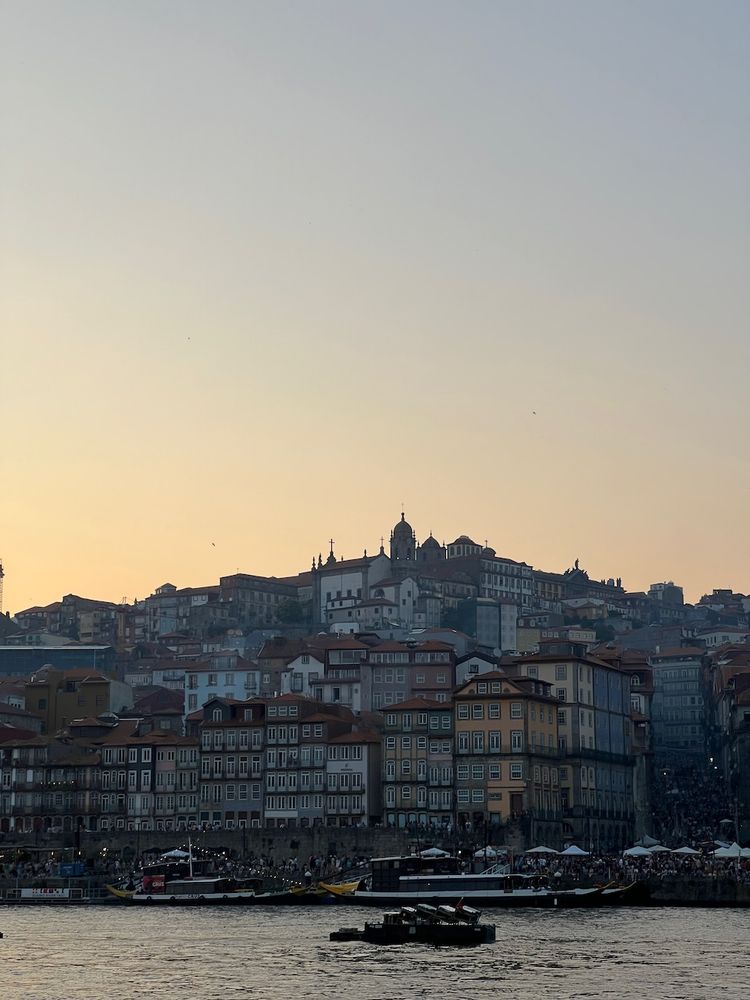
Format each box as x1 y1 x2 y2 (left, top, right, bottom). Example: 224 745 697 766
1 640 649 850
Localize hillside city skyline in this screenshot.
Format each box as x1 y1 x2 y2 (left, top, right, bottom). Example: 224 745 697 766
4 505 743 616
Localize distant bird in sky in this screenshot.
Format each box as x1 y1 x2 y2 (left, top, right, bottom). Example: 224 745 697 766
532 411 536 415
211 542 215 547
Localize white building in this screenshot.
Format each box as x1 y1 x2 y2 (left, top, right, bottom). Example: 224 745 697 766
184 654 261 715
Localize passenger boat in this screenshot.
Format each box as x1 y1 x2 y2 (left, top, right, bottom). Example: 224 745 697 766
107 857 335 906
331 902 496 946
350 855 646 908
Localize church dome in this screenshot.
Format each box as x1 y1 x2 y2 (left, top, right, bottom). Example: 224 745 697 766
421 534 441 550
393 512 413 537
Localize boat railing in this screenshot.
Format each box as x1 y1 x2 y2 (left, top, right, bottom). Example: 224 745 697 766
479 862 512 875
1 885 100 901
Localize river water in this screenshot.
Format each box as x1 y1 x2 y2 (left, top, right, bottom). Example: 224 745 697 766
1 905 748 999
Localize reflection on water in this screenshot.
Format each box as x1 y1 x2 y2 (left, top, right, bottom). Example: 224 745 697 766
1 905 748 1000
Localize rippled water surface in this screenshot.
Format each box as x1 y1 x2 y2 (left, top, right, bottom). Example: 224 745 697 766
1 905 748 999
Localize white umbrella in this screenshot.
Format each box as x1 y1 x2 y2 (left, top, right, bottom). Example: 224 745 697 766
419 847 450 858
672 846 700 855
159 849 191 859
623 846 652 857
560 845 589 856
525 846 558 854
473 846 501 858
648 844 670 853
741 848 750 859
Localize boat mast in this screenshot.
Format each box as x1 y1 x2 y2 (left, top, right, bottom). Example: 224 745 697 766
188 837 194 879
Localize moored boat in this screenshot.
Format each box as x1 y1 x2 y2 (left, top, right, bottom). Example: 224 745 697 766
350 855 647 908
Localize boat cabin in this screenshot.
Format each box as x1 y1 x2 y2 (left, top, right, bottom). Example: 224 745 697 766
371 855 461 892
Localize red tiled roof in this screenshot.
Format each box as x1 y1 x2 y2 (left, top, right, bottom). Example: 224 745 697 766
650 647 706 658
329 729 381 744
385 697 446 711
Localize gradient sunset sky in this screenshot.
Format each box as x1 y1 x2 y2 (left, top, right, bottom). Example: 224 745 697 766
2 1 748 613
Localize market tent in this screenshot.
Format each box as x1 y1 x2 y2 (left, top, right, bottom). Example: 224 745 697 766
623 846 652 858
525 846 558 854
713 842 743 858
560 845 589 856
648 844 671 853
635 835 660 848
672 846 700 855
419 847 450 858
159 849 191 859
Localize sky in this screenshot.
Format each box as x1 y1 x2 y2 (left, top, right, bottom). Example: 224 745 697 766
1 1 748 613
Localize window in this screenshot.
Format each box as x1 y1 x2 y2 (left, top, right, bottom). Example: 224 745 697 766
385 736 396 750
510 763 523 780
471 788 485 803
472 732 484 753
489 731 501 752
511 731 523 752
471 764 484 779
510 702 522 719
472 704 484 720
457 704 469 720
555 664 567 680
489 763 500 780
488 704 500 719
557 709 566 725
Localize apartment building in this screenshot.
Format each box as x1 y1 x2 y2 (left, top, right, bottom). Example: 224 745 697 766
382 698 454 828
453 672 560 843
184 654 261 715
0 734 101 834
99 726 198 832
197 699 265 829
511 642 635 851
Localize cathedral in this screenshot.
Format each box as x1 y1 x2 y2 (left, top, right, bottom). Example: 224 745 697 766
389 512 446 565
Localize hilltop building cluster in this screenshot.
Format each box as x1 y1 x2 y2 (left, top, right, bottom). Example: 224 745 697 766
1 512 749 849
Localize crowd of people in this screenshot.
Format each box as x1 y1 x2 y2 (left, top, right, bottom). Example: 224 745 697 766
515 850 750 884
650 760 733 845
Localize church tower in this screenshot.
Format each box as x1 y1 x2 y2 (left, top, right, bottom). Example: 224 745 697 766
390 512 416 562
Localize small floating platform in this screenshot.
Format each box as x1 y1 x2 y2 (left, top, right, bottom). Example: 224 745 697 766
330 903 495 946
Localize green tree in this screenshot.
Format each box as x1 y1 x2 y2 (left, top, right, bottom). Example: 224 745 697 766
277 599 305 624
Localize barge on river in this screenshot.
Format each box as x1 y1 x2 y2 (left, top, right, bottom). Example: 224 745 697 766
331 902 495 946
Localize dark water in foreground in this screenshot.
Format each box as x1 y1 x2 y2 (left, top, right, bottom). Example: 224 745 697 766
1 905 748 999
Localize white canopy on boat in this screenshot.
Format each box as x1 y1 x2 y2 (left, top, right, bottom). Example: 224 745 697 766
525 846 558 854
419 847 450 858
159 849 191 859
648 844 671 853
560 845 589 856
623 846 652 857
671 846 700 855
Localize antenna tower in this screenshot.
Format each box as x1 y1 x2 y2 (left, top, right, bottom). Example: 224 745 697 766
0 557 4 614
